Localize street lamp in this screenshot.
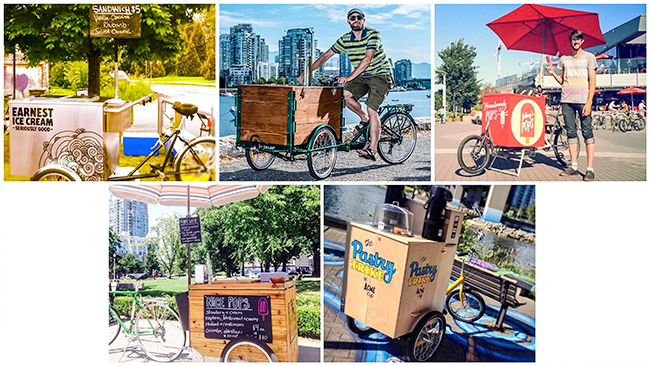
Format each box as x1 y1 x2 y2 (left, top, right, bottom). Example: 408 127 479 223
113 253 116 280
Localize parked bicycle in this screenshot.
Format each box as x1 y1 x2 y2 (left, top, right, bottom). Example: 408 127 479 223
614 111 646 132
445 231 486 323
109 288 186 362
34 100 215 181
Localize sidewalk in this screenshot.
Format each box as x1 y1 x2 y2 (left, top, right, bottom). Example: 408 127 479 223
323 225 535 362
434 121 646 181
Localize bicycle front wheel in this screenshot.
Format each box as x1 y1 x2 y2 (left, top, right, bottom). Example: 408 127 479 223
109 307 121 345
406 312 445 362
135 303 186 362
446 288 486 323
174 137 216 181
221 336 278 362
457 135 490 174
307 126 337 179
377 112 417 164
634 117 645 131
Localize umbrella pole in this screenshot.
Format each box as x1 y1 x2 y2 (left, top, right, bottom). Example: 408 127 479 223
187 185 191 289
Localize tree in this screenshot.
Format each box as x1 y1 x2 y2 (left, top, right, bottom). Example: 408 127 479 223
4 4 206 96
109 227 121 277
149 213 185 278
436 39 481 116
119 254 146 274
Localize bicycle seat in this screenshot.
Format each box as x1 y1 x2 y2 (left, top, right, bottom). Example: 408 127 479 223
172 102 198 117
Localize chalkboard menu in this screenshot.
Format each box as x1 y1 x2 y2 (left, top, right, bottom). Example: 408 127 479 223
204 295 273 343
90 4 141 38
179 216 202 244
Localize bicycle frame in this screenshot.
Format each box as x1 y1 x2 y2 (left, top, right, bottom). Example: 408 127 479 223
109 290 156 337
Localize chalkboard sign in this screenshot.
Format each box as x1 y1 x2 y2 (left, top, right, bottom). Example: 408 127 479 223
179 216 202 244
204 295 273 343
90 4 141 38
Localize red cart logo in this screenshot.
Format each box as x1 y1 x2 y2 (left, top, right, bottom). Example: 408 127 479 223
511 99 543 146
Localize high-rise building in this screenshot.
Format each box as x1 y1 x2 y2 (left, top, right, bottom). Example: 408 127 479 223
506 185 536 209
394 59 412 84
109 197 149 238
278 28 314 81
221 24 270 86
339 53 352 77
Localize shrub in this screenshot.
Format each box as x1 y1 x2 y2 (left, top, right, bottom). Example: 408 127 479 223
64 61 89 91
296 295 319 307
100 80 155 101
297 304 320 339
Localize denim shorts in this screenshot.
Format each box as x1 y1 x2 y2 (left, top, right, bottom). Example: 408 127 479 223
345 74 393 111
561 103 595 144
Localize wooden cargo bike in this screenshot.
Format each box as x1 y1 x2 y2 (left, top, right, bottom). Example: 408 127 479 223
235 84 418 179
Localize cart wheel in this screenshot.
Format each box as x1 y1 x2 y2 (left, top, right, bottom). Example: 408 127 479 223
32 165 82 181
346 315 375 335
406 311 445 362
552 127 579 167
445 288 486 323
174 137 216 181
245 136 275 171
307 125 337 179
457 135 490 174
377 112 417 164
221 336 278 362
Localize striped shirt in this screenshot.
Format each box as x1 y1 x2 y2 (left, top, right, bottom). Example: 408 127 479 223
560 52 597 104
330 27 392 77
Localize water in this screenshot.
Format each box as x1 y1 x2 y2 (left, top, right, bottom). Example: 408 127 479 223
219 89 431 137
323 185 535 273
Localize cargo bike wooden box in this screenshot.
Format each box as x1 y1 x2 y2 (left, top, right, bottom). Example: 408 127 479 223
234 84 418 179
341 209 464 362
187 279 299 362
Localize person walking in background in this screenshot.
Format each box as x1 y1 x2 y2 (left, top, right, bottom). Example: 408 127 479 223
546 29 597 181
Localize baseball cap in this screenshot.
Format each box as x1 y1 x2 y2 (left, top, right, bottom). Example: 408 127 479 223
347 8 364 19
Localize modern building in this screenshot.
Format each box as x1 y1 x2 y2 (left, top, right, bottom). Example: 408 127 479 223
109 197 148 238
506 185 536 210
448 185 535 225
394 59 412 84
278 28 314 82
221 23 270 87
339 52 352 77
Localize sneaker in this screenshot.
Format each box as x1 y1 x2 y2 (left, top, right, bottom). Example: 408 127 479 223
559 167 579 176
584 170 595 181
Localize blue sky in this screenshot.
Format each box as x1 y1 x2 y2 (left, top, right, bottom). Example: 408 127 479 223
220 4 431 64
435 3 646 85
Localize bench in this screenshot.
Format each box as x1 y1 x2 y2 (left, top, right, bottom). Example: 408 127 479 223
450 259 524 330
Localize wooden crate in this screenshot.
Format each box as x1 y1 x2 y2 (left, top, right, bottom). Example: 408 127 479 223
342 222 457 339
188 279 298 362
238 85 343 146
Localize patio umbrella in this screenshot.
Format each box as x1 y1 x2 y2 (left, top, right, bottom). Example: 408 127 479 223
617 87 646 109
109 184 270 286
487 4 606 84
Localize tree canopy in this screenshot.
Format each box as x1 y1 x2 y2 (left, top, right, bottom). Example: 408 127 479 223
4 4 207 96
436 39 481 115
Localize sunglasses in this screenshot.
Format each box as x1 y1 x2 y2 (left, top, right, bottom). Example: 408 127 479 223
349 15 364 21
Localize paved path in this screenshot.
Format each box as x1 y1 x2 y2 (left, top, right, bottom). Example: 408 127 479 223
323 225 535 362
435 122 646 181
219 131 431 182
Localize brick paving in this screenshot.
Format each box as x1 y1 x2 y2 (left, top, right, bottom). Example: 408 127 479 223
434 121 646 181
323 225 536 362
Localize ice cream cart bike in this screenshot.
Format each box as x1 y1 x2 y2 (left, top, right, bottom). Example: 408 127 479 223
456 93 575 177
7 94 215 181
341 201 465 362
234 84 417 180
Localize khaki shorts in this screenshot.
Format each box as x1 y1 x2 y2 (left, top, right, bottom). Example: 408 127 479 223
344 73 393 111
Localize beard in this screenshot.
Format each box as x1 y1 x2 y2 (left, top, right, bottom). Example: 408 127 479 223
350 23 363 31
571 42 582 51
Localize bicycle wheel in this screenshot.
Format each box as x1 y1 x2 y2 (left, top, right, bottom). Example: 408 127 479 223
109 307 121 345
457 135 490 174
620 119 629 132
406 312 445 362
552 127 579 167
307 125 337 179
220 336 278 362
174 137 215 181
32 165 81 181
445 288 486 323
633 117 645 131
135 303 186 362
377 112 417 164
245 137 275 171
346 315 374 335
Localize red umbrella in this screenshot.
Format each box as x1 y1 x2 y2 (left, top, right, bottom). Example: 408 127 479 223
595 54 613 60
617 87 646 108
487 4 606 83
487 4 606 56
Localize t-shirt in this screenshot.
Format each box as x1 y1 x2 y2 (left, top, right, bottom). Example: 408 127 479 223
330 27 392 77
559 51 597 104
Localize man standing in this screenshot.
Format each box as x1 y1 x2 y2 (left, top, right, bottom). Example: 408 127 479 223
298 8 393 161
546 29 597 180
